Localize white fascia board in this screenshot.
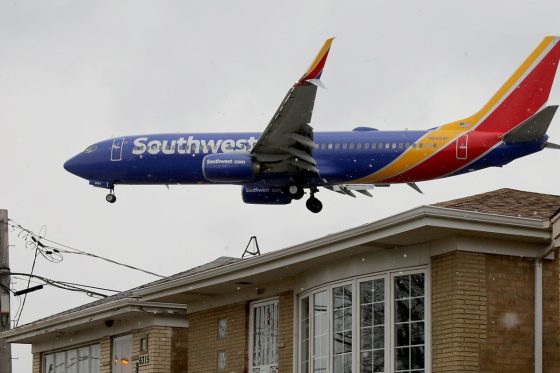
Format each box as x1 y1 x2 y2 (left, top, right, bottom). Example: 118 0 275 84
2 299 187 343
137 206 550 300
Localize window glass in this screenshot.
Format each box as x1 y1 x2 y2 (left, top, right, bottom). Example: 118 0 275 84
321 144 327 150
357 143 362 150
343 143 348 150
250 300 279 371
313 291 328 372
333 284 353 373
301 297 310 373
66 350 77 373
328 144 333 150
44 354 55 373
371 143 376 149
378 143 384 149
391 143 397 149
335 144 340 150
360 279 385 373
78 347 90 373
349 143 355 150
394 273 425 372
113 335 132 373
365 143 370 149
55 352 66 373
91 345 100 373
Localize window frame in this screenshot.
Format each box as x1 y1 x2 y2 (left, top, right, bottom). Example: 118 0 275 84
297 268 430 373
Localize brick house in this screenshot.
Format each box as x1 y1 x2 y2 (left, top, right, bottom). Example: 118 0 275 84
3 188 560 373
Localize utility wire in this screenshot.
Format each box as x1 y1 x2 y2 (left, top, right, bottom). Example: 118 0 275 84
2 272 119 298
4 219 165 278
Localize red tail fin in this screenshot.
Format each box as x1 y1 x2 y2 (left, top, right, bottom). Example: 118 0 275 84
473 36 560 134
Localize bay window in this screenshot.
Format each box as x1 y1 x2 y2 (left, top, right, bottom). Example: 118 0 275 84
299 270 428 373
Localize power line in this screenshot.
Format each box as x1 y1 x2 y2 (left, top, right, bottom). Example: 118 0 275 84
2 272 120 298
4 219 165 278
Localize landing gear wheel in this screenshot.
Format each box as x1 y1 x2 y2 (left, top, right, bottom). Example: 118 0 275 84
288 185 305 200
106 192 117 204
306 196 323 213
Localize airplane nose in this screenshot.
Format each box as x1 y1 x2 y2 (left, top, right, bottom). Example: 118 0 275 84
63 155 81 176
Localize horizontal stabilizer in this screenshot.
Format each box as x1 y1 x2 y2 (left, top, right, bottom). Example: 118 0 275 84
503 105 558 144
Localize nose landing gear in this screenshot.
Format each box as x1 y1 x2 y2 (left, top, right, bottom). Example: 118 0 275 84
105 190 117 204
305 187 322 213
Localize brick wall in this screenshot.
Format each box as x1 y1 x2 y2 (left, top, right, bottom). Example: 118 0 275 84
32 352 40 373
277 291 294 373
432 251 538 372
99 336 112 373
481 254 535 371
431 251 487 372
188 302 248 373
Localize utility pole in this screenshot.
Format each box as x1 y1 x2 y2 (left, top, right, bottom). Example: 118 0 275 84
0 209 11 373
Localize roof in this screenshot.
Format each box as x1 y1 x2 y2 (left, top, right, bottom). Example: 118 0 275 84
434 188 560 219
29 256 241 324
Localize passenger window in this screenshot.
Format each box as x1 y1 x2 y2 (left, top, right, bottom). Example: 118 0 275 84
328 144 333 150
321 144 327 150
398 143 404 149
418 143 423 148
379 143 384 149
371 143 376 149
405 143 410 148
433 143 438 148
357 143 362 150
335 144 340 150
349 143 355 150
343 143 348 150
391 143 397 149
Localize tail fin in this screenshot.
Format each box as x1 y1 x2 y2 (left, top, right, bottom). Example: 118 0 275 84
442 36 560 134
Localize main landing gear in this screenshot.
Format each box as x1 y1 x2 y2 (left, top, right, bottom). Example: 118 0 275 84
105 190 117 204
305 187 322 213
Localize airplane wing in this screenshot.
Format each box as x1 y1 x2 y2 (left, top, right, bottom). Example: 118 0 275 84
251 38 335 175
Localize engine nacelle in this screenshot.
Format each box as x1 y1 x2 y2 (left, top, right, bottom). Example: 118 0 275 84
242 185 292 205
202 154 259 183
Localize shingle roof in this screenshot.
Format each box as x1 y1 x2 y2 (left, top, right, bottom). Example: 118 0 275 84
433 188 560 219
29 256 241 324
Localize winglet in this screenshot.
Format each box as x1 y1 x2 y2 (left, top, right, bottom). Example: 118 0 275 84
298 37 335 85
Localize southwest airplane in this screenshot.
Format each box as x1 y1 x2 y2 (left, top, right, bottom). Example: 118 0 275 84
64 36 560 213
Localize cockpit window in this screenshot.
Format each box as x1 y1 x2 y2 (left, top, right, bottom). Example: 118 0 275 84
83 145 97 153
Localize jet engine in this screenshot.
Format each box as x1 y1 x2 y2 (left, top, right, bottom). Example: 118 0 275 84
202 154 260 183
241 185 292 205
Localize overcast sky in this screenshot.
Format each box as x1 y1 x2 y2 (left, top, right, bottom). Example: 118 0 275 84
2 1 560 370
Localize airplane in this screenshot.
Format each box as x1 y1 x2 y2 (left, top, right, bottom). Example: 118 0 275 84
64 36 560 213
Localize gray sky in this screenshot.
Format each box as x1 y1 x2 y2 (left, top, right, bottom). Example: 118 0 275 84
1 1 560 370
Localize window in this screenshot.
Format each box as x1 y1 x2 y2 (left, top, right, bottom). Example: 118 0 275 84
83 145 97 153
217 351 227 372
335 144 340 150
250 299 279 373
343 144 348 150
360 279 385 373
321 144 327 150
328 144 333 150
371 143 376 149
333 284 353 372
113 335 132 373
218 319 228 340
43 344 100 373
394 274 425 372
298 270 428 373
349 143 355 150
357 143 362 150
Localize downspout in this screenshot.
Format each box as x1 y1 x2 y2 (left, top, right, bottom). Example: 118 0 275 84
535 258 543 373
536 238 557 373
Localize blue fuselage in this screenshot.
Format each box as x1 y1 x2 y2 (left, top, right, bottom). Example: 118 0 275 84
63 129 546 189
